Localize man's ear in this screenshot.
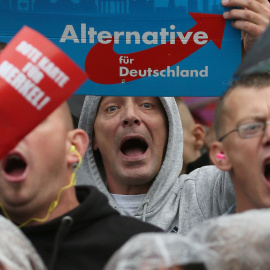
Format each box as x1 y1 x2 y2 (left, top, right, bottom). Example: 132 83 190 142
192 124 206 151
67 129 89 164
210 141 232 171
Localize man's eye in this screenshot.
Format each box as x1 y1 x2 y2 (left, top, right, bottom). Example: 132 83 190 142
107 106 117 112
142 103 152 109
243 123 262 133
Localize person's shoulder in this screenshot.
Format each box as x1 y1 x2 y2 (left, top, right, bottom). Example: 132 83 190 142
106 214 163 238
178 165 231 193
76 184 108 203
76 185 162 233
183 165 229 181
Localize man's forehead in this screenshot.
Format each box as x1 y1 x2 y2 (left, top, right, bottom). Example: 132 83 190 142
227 84 270 99
224 86 270 122
224 86 253 110
48 103 68 118
98 97 164 112
100 96 161 103
44 102 73 129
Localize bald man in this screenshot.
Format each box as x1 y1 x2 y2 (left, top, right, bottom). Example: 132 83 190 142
0 103 161 270
175 98 206 174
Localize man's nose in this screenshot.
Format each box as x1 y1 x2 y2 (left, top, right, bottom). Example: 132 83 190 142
122 106 141 127
262 121 270 145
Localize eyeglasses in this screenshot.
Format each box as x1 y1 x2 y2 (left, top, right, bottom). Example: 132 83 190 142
218 121 270 142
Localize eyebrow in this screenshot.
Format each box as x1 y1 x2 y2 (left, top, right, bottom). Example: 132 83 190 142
100 97 120 104
237 115 266 125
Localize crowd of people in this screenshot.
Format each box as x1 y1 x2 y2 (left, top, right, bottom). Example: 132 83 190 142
1 0 270 269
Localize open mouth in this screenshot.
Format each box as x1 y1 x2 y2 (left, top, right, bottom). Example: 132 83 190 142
4 154 27 177
264 160 270 181
120 138 148 158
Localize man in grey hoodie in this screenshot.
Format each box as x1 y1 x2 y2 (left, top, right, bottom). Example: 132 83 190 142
77 96 235 235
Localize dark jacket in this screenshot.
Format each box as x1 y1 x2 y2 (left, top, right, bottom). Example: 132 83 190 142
19 186 162 270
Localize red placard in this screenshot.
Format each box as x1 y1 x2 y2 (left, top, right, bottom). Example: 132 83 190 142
0 26 87 159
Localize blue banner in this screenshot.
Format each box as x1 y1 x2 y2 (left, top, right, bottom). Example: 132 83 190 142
0 0 241 96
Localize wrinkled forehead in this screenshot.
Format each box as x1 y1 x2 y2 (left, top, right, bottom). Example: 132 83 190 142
98 96 164 108
224 86 270 124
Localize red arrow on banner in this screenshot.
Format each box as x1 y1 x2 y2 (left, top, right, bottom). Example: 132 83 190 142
85 13 226 85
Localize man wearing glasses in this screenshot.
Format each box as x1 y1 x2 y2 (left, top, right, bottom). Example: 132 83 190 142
210 73 270 214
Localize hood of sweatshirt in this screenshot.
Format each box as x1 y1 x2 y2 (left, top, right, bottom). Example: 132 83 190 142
78 96 183 218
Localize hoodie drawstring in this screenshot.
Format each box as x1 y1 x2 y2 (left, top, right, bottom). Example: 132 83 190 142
142 201 149 222
49 216 73 270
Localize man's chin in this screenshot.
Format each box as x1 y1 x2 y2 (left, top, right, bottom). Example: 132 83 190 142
120 168 156 184
1 192 33 209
